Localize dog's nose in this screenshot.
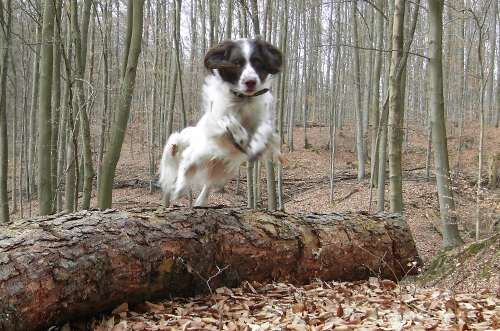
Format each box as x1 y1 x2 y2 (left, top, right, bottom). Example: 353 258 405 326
245 80 257 90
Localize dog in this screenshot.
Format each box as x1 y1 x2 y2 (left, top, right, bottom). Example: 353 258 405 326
159 38 283 207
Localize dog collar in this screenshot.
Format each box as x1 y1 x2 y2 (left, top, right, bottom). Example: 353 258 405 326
231 88 270 98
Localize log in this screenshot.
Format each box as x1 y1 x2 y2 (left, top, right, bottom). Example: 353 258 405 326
0 207 421 331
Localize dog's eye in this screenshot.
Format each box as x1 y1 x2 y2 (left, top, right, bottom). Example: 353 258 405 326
252 58 262 66
232 59 245 67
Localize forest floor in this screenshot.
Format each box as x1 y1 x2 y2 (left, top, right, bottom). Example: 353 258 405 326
14 124 500 330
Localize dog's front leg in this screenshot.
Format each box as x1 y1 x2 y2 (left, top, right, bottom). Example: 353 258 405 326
247 120 274 161
194 185 211 207
217 115 249 151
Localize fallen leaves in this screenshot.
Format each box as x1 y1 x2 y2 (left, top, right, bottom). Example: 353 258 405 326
92 279 499 331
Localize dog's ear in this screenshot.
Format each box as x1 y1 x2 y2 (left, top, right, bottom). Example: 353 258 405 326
204 41 235 70
256 40 283 74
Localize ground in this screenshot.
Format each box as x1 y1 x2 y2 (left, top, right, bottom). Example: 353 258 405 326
13 123 500 330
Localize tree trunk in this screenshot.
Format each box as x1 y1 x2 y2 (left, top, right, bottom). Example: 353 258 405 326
250 0 260 36
369 0 384 188
428 0 464 249
0 207 421 331
28 25 42 205
486 0 497 125
37 0 56 215
487 152 499 189
352 0 365 181
97 0 145 209
174 0 187 128
72 0 95 210
495 3 500 128
388 0 405 213
0 0 11 223
51 0 62 213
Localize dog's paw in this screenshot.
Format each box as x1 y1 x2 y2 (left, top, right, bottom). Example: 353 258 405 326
219 115 249 149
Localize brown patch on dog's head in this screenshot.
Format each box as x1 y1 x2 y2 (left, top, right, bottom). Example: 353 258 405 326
254 39 283 75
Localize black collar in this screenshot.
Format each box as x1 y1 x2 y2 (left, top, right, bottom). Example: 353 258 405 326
230 88 270 98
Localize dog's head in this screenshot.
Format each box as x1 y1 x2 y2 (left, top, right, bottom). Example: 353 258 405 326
204 39 283 96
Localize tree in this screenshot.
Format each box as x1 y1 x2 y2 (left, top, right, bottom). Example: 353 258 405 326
388 0 406 213
71 0 94 210
494 2 500 128
0 0 12 222
98 0 145 209
428 0 464 248
37 0 56 215
369 0 384 188
352 0 365 181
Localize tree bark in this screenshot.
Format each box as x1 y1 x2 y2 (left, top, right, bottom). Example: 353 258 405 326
352 0 365 181
388 0 405 213
97 0 145 209
0 0 12 223
37 0 56 215
428 0 464 249
369 0 384 188
0 207 421 331
71 0 95 210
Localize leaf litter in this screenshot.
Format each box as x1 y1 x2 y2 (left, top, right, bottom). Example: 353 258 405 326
92 279 499 330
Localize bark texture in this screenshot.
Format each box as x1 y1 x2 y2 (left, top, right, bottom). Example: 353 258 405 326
0 207 420 331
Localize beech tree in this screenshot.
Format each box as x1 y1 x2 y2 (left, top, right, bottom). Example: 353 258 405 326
0 0 12 223
428 0 464 248
98 0 145 209
37 0 56 215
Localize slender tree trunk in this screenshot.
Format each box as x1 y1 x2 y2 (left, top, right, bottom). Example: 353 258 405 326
377 99 389 212
10 54 18 213
28 25 42 205
97 1 111 195
250 0 260 36
97 0 145 209
0 0 12 222
352 0 365 181
63 22 78 213
226 0 233 39
495 5 500 128
388 0 405 213
71 0 95 210
455 2 466 171
37 0 56 215
51 0 62 213
428 0 464 249
247 162 255 208
174 0 187 128
472 12 487 241
369 0 384 187
486 0 496 125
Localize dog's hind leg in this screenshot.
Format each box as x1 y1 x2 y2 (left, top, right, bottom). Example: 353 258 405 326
172 155 197 200
194 185 211 207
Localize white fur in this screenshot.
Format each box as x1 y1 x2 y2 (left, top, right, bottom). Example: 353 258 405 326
159 40 281 207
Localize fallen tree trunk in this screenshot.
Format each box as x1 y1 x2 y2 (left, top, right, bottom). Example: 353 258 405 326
0 207 420 330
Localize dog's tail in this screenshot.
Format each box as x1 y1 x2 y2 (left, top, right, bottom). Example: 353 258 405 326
158 132 185 196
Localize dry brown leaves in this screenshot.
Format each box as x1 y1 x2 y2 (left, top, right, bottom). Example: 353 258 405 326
93 280 499 331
